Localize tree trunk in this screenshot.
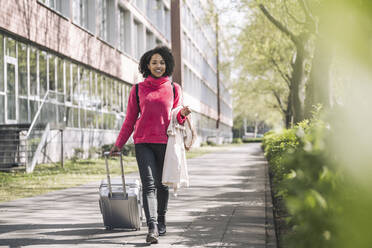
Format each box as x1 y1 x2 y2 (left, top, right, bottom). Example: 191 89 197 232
285 91 293 128
304 30 333 118
290 42 307 124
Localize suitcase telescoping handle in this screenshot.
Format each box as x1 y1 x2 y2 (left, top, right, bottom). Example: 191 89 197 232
103 151 127 199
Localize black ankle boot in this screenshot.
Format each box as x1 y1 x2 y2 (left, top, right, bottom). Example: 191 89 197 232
146 222 159 244
157 216 166 236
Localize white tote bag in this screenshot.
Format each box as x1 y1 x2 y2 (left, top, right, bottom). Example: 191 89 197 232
162 106 195 195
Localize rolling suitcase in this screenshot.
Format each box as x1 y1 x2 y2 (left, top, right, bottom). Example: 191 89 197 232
99 151 143 230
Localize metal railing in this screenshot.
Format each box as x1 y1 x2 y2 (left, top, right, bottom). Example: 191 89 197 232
0 125 28 170
23 90 65 173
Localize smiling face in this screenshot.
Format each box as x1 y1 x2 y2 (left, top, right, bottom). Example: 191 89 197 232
147 53 166 78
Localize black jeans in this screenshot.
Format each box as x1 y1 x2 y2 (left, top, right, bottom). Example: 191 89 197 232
135 143 169 226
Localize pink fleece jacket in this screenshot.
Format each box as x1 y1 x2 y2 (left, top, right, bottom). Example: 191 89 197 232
115 76 186 149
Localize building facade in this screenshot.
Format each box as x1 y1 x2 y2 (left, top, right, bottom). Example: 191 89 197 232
0 0 232 165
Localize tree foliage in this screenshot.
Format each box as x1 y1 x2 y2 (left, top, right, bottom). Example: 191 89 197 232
232 0 329 129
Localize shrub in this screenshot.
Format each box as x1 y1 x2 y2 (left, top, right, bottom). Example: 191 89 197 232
206 140 216 146
101 144 113 155
88 146 101 159
100 143 136 157
264 113 345 248
232 138 243 144
121 144 135 156
71 147 84 162
200 142 208 147
263 128 299 185
265 104 372 248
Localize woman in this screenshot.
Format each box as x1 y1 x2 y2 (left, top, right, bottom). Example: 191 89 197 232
110 46 191 244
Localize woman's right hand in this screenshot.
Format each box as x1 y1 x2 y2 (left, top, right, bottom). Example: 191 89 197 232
109 145 120 156
180 106 191 117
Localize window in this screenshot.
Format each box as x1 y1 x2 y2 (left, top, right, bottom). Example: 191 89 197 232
133 21 143 60
146 0 154 22
98 0 107 40
71 64 79 105
106 78 112 110
0 34 3 92
119 8 128 52
99 0 116 44
72 0 86 27
73 107 79 127
48 54 56 92
29 47 38 122
57 104 64 124
65 61 71 103
115 81 120 112
112 81 116 110
164 7 170 40
19 97 28 123
97 112 103 129
18 43 28 123
6 37 16 58
123 84 129 112
103 113 109 129
156 0 163 32
7 63 16 120
79 67 89 107
0 94 4 123
18 43 27 97
57 57 64 102
39 51 47 97
91 72 97 107
118 82 122 112
39 0 70 17
102 76 107 109
80 108 86 128
29 47 37 97
122 9 132 54
0 33 134 128
97 74 103 110
0 35 3 123
86 109 94 128
72 0 95 32
66 107 72 127
146 30 155 50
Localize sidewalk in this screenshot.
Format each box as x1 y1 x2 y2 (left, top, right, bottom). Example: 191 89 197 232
0 143 276 248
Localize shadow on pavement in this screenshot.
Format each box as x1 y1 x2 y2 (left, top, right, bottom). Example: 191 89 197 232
0 222 147 247
162 144 272 247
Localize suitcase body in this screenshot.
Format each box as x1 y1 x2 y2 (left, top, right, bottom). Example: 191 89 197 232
99 152 143 230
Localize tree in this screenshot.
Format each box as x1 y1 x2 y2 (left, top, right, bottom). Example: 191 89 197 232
257 0 318 124
233 1 300 128
231 0 338 127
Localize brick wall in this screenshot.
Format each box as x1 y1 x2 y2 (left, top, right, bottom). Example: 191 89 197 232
0 0 137 83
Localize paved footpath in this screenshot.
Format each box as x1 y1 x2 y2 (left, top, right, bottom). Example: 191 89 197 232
0 143 276 248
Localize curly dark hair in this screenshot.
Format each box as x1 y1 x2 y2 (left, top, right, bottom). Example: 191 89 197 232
139 46 175 78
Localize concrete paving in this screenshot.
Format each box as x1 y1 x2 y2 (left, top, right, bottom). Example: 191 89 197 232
0 143 276 248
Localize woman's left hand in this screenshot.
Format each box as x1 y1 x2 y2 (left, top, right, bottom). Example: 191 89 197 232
180 106 191 117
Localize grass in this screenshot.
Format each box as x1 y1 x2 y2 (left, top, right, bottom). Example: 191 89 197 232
0 156 138 203
0 144 239 203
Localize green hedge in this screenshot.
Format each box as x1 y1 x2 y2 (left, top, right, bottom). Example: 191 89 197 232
263 117 343 248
